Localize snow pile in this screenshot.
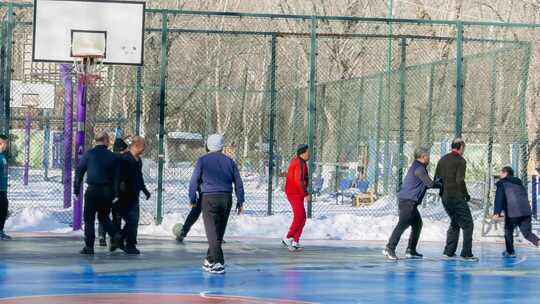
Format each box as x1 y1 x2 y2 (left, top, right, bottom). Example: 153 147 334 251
140 212 487 242
5 208 71 233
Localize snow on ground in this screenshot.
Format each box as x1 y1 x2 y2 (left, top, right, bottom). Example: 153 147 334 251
4 208 72 233
139 211 488 242
4 206 493 243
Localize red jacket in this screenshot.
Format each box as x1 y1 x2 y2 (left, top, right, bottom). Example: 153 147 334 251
285 157 309 196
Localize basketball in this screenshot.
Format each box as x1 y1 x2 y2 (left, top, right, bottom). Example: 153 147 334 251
172 223 183 238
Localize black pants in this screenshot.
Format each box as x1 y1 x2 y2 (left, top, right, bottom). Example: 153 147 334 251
98 205 122 240
118 200 140 247
202 193 232 265
83 185 119 248
443 199 474 257
387 200 423 252
505 216 539 254
0 192 8 231
182 204 202 236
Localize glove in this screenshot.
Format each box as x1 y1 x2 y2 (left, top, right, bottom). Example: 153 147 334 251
464 194 471 202
112 197 119 204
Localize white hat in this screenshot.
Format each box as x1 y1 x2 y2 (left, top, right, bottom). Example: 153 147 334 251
207 134 224 152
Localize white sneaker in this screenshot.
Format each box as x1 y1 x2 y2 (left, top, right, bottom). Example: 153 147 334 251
202 259 212 272
209 263 225 274
289 241 304 252
282 237 293 248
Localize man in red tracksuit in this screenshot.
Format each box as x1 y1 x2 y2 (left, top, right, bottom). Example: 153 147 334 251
282 144 310 252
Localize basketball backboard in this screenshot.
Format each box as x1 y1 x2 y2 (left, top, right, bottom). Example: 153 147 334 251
32 0 145 65
10 81 55 109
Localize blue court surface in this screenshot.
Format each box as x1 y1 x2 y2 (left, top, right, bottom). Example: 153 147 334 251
1 234 540 303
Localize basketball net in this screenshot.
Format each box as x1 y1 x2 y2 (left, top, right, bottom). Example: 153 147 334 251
73 56 103 86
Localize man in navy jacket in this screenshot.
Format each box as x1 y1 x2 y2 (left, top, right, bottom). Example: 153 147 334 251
384 147 441 260
493 166 540 257
74 132 122 254
188 134 244 274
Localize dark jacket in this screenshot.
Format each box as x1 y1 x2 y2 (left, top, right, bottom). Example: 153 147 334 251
494 176 531 218
74 145 119 195
398 160 437 203
435 151 469 201
116 152 149 202
188 152 244 208
0 153 7 192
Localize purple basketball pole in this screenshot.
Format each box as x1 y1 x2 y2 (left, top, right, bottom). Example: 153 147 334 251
23 110 31 186
60 64 73 210
72 78 87 231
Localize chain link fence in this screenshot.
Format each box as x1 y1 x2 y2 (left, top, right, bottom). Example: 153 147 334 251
0 3 537 233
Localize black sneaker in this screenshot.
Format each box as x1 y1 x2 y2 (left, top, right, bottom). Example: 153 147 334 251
80 247 94 255
109 233 124 252
176 232 186 243
383 247 398 260
405 249 423 259
124 246 140 255
502 251 517 258
461 255 479 262
99 237 107 247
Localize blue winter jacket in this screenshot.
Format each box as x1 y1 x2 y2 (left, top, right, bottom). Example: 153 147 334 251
398 160 435 203
0 153 7 192
74 145 119 195
494 176 531 218
188 152 245 207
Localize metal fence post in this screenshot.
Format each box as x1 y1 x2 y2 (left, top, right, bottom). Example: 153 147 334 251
306 16 318 219
373 74 384 194
425 64 435 147
518 43 531 185
396 38 407 192
533 175 538 219
334 83 344 196
266 34 277 216
43 110 50 181
156 13 169 225
383 0 394 194
454 21 464 138
355 78 365 158
135 66 142 136
1 3 14 135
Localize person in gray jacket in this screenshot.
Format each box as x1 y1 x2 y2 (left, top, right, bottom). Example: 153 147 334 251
493 166 540 257
384 147 441 260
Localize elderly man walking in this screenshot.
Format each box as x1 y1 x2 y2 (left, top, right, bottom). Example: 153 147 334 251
383 147 441 260
188 134 244 274
435 138 478 261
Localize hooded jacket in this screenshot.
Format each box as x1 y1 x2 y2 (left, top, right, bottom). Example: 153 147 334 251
494 176 531 218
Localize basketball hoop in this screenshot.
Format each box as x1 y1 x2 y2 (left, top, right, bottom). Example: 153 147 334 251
73 55 103 86
71 30 107 86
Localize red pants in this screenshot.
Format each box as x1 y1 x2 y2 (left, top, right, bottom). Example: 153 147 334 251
286 194 306 242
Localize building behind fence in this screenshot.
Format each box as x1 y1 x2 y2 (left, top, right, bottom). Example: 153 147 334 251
0 2 538 235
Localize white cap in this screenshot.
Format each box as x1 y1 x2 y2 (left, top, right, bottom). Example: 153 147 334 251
207 134 225 152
